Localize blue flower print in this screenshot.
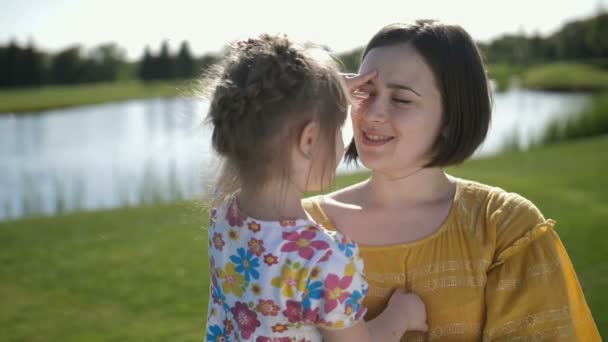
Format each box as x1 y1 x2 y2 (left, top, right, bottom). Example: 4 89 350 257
302 280 324 310
337 239 356 258
230 247 260 282
207 324 230 342
344 289 364 316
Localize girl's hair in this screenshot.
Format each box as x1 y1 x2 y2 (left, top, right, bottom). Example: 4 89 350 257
206 34 350 199
345 19 492 167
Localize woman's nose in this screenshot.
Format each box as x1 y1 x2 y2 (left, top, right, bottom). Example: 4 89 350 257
363 97 389 123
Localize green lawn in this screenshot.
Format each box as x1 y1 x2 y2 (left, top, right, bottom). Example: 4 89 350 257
521 62 608 92
486 61 608 93
0 81 189 114
1 136 607 340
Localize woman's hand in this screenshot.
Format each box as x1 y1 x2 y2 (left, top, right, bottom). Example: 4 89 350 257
341 70 377 99
341 70 377 116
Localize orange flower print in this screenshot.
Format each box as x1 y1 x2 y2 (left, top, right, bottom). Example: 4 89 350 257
256 299 280 316
279 219 297 227
251 283 262 296
212 232 225 251
248 221 261 233
263 253 279 266
228 229 239 241
223 319 234 335
272 323 289 333
248 238 265 256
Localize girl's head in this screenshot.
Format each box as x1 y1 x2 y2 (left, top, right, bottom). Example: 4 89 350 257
207 34 349 198
346 20 491 173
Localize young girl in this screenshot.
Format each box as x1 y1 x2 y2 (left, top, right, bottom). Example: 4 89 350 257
203 34 427 341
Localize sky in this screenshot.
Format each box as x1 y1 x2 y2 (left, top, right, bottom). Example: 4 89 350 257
1 0 605 60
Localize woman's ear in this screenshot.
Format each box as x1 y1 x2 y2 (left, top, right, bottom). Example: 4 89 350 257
298 121 320 160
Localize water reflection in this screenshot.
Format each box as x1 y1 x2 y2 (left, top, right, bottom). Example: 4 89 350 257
0 89 590 221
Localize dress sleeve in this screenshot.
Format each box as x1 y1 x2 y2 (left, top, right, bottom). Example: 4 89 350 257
483 194 600 341
301 232 368 330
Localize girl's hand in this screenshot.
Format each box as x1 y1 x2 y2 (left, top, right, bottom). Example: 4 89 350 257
385 289 428 333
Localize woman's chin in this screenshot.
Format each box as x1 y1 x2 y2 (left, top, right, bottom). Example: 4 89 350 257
358 154 387 171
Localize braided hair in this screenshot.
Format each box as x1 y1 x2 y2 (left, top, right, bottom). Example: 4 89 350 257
205 34 350 198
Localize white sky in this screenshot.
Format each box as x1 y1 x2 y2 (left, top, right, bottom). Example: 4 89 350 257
1 0 605 60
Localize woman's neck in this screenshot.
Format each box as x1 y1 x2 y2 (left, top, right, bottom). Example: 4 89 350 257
364 167 454 208
237 181 308 222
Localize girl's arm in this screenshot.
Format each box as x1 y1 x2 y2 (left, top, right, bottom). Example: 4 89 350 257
322 289 428 342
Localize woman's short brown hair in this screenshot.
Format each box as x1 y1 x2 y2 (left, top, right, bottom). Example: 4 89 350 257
345 20 492 167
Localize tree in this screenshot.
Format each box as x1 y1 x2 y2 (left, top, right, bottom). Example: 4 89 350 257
22 41 44 86
87 43 126 82
139 46 154 81
176 41 195 79
157 41 173 79
51 45 83 84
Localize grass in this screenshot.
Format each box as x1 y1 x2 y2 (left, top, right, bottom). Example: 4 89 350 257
0 81 191 114
487 61 608 93
486 63 526 91
540 92 608 144
521 62 608 92
1 136 607 340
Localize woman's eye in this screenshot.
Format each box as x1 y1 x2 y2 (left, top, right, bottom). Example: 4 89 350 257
392 98 410 104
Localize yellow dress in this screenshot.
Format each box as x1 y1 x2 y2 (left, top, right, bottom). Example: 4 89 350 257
303 178 600 341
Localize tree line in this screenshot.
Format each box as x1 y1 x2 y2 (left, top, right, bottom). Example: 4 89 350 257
0 40 220 89
1 12 606 88
337 12 608 72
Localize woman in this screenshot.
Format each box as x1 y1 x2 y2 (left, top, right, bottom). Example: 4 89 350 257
303 20 600 341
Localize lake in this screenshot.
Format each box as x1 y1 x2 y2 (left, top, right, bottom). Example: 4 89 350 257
0 89 590 221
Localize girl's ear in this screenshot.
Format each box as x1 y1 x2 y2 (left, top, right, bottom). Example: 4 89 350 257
298 121 320 160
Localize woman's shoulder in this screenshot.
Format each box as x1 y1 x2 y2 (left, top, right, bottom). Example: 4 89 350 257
453 177 554 254
455 177 546 223
302 180 367 229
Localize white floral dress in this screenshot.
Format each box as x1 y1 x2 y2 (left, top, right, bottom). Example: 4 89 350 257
205 196 368 342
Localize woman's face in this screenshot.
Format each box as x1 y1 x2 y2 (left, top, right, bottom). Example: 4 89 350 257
354 43 443 174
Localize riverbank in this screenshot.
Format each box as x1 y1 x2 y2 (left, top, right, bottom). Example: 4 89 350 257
1 135 606 340
488 60 608 92
1 61 608 114
0 81 189 114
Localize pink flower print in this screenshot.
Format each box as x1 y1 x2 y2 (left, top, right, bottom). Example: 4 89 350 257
226 199 247 227
256 299 280 316
280 229 329 260
231 301 260 339
283 300 303 323
323 274 353 313
318 250 332 262
257 338 291 342
303 307 321 324
212 232 225 251
248 238 265 256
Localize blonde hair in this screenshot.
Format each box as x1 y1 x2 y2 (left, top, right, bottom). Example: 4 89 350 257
204 34 350 200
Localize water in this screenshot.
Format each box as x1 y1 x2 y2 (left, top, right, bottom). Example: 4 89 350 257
0 89 590 221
